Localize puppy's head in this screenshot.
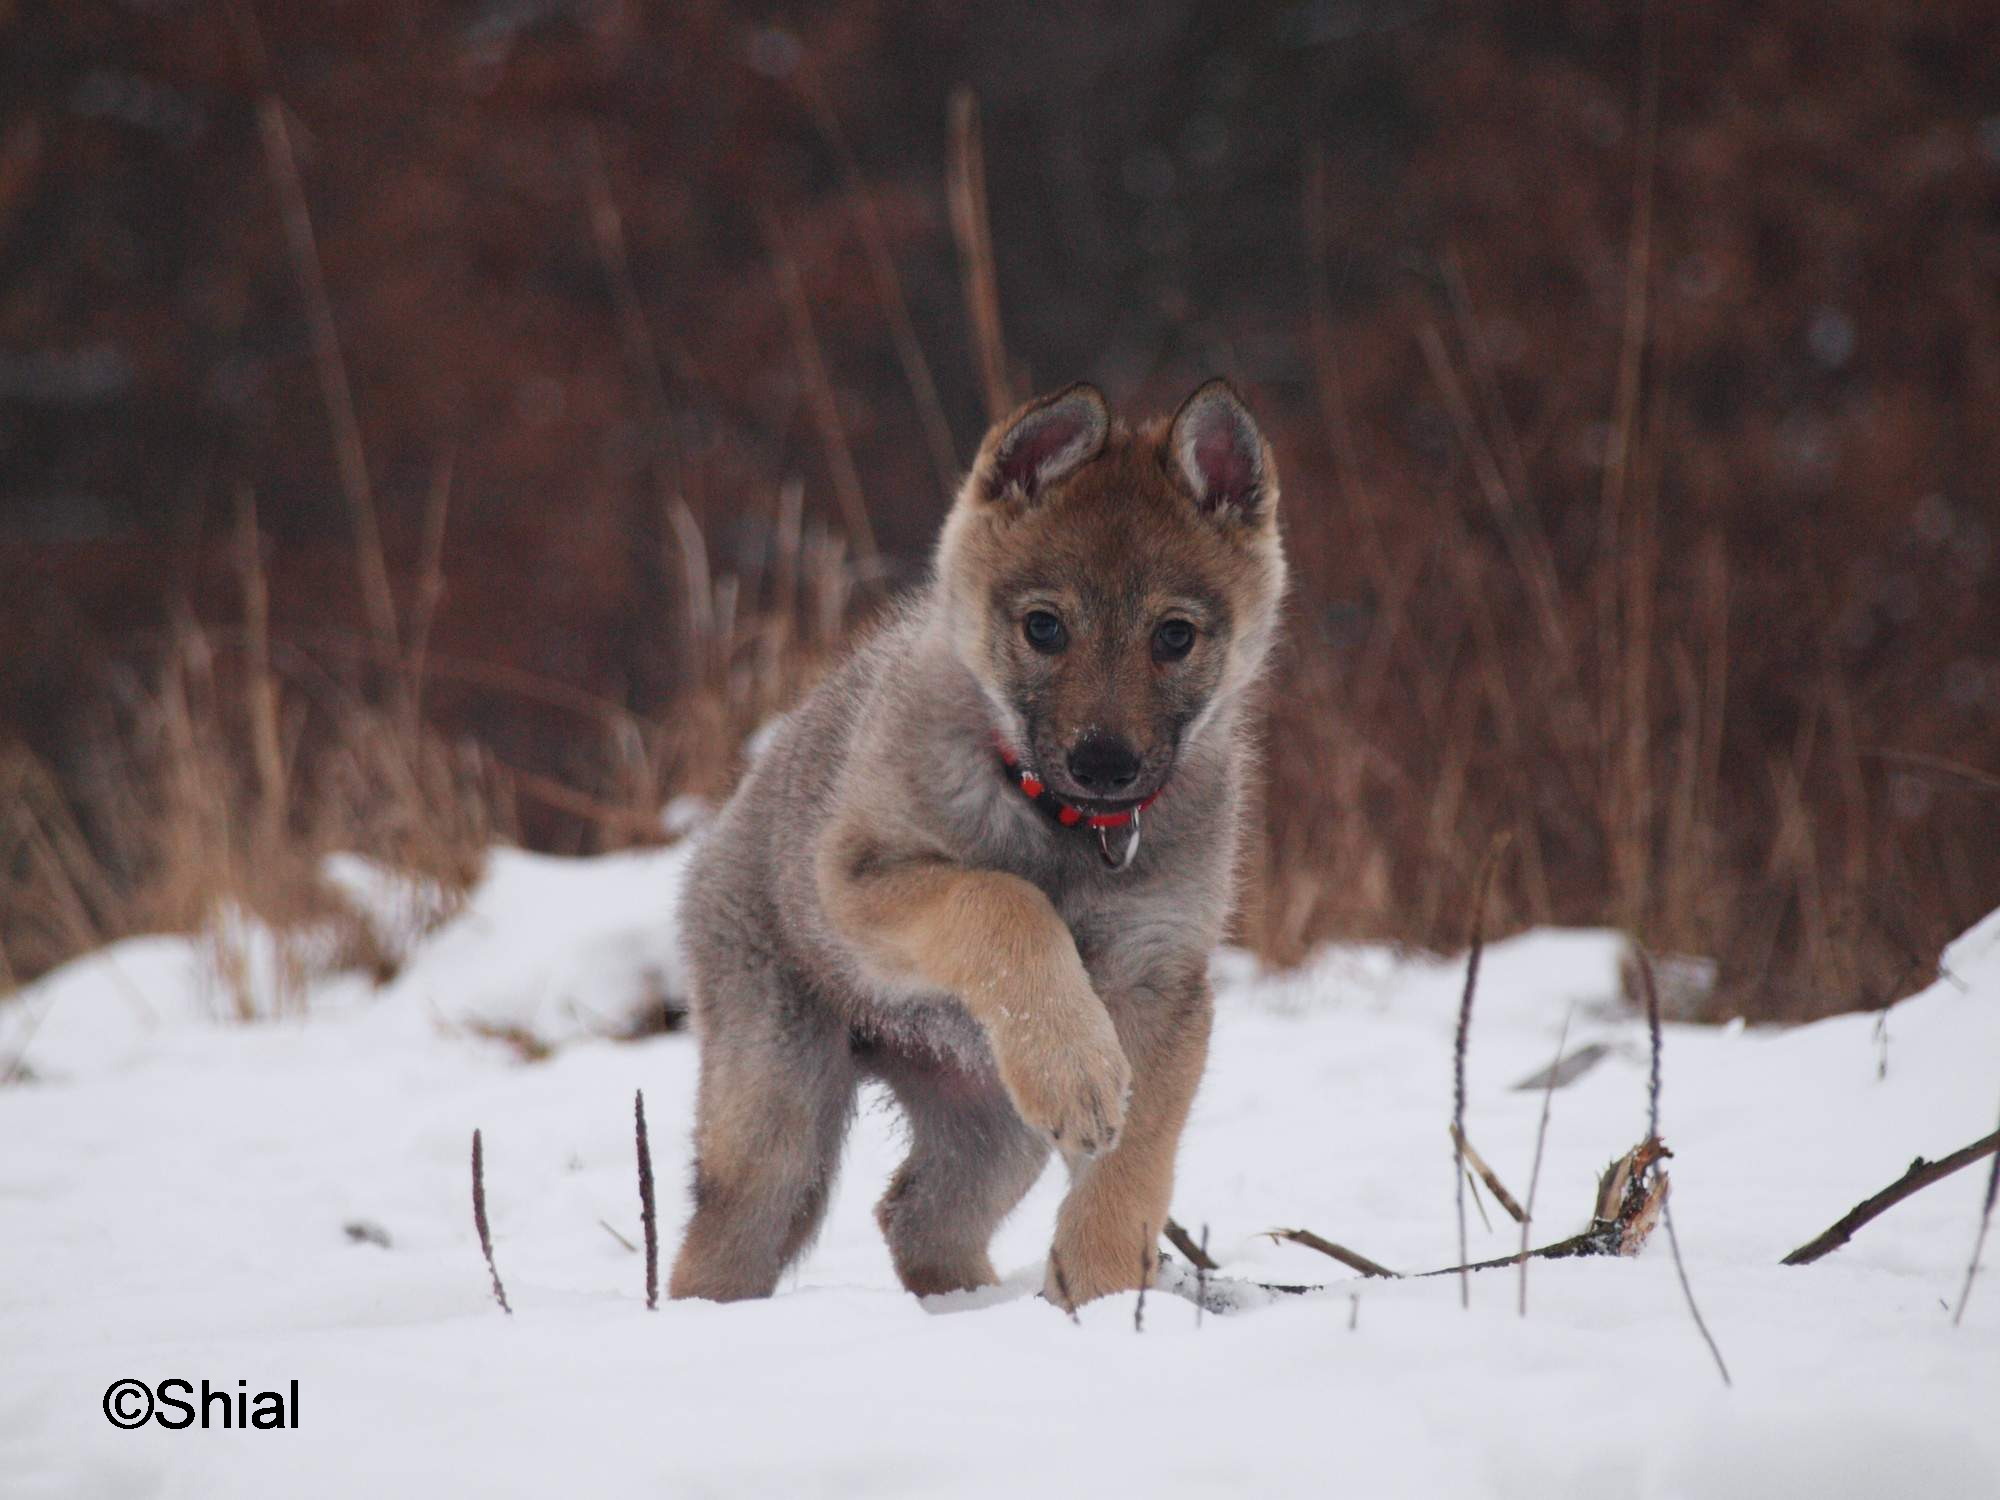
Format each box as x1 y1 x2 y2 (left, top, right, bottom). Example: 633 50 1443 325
935 380 1287 809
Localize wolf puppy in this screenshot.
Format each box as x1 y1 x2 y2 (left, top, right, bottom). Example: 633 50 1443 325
669 380 1286 1306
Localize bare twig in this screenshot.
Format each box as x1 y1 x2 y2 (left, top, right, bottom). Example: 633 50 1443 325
1454 834 1509 1308
1451 1124 1526 1224
1420 1229 1637 1277
1135 1226 1150 1333
636 1089 659 1310
1953 1098 2000 1326
946 88 1012 421
1663 1201 1731 1386
1196 1224 1210 1330
1163 1217 1219 1272
1520 1002 1577 1316
1635 946 1730 1386
471 1129 511 1315
1463 1161 1494 1232
1282 1133 1677 1287
597 1217 638 1254
1266 1228 1400 1280
1782 1129 2000 1266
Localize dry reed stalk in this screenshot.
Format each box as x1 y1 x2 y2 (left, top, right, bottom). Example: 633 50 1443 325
233 487 287 858
665 498 718 679
1454 834 1509 1307
636 1090 659 1311
798 76 959 501
1614 419 1662 936
1952 1098 2000 1326
494 762 670 841
1862 748 2000 798
946 88 1012 421
580 128 680 475
1595 0 1663 939
267 619 633 728
228 0 399 667
404 446 454 731
769 478 806 627
1518 1002 1576 1316
577 127 727 683
10 761 116 950
1418 702 1477 940
1429 272 1602 875
1301 146 1395 600
1434 511 1555 919
1634 946 1732 1386
1438 252 1533 517
1418 324 1539 627
1450 1125 1526 1224
471 1128 511 1315
764 209 881 577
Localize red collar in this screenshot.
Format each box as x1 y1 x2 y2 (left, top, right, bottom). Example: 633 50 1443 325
996 744 1160 830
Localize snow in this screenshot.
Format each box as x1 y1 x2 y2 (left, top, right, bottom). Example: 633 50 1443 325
3 849 1997 1498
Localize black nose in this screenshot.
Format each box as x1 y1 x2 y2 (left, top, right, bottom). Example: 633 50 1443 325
1067 732 1142 793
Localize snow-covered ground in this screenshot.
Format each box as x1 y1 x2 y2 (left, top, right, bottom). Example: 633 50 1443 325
3 846 1997 1498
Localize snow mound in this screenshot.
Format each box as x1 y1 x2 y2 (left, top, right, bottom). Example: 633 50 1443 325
0 844 694 1082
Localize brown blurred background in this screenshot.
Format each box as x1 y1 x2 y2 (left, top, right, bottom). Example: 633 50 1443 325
2 0 1997 1018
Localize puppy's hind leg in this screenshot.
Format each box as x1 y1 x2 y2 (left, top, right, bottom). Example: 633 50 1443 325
872 1054 1050 1298
668 963 856 1303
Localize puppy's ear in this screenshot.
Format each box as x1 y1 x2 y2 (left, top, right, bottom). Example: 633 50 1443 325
1166 379 1274 518
974 384 1109 503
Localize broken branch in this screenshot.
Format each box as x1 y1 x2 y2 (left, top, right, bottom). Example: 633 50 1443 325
1163 1216 1219 1272
1266 1228 1400 1280
1782 1128 2000 1267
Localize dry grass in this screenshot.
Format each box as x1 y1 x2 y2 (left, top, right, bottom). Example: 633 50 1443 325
0 192 1981 1024
0 456 854 1011
5 16 1995 1028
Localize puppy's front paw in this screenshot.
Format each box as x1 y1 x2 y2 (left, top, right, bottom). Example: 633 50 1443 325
993 991 1131 1160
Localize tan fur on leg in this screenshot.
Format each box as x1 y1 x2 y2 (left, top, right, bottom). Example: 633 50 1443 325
820 830 1132 1160
1044 984 1211 1304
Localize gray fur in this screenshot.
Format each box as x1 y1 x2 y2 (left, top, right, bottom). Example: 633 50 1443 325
669 387 1283 1303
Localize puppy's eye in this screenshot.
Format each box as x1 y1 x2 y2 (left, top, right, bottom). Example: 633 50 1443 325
1023 611 1068 653
1153 619 1196 661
